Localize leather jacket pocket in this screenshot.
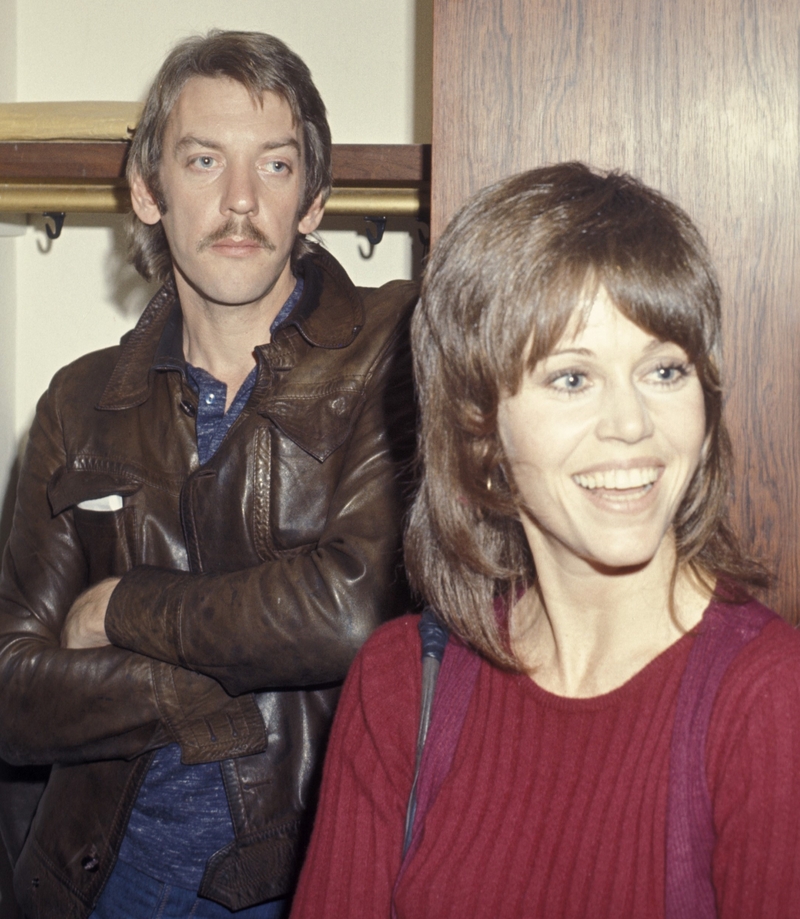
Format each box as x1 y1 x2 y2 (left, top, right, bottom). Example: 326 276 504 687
255 382 365 556
259 380 365 462
48 467 142 582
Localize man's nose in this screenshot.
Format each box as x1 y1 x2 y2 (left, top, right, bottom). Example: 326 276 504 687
221 162 259 216
595 379 654 443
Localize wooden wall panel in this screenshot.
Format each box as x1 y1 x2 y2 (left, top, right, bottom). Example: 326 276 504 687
432 0 800 620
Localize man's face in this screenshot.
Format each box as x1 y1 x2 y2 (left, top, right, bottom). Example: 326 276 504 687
132 75 323 314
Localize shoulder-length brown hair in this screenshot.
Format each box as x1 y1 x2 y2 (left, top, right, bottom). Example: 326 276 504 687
405 163 767 670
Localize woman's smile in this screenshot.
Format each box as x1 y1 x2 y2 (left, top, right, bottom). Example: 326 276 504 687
497 287 706 573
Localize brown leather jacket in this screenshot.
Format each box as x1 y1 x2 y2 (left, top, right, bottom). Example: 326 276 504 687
0 247 417 917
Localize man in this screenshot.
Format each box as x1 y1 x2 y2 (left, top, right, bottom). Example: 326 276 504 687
0 31 416 918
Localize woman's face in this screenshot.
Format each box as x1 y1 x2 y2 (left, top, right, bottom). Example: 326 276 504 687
497 287 706 575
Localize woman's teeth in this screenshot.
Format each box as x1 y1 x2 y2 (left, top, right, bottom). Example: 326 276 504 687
573 467 659 490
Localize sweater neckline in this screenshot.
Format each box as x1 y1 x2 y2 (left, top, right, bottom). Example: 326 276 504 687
508 614 699 713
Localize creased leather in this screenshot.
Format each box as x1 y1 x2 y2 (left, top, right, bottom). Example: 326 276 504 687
0 247 417 916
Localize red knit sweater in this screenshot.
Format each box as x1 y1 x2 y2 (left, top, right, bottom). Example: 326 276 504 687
291 610 800 918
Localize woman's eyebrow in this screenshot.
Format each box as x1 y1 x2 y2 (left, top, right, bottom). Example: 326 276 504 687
545 347 594 358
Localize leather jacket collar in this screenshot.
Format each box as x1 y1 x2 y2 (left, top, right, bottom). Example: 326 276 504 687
96 245 365 412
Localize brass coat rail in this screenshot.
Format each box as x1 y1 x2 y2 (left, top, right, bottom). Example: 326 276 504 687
0 104 431 218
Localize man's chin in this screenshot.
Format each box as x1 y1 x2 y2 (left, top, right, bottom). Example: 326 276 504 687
173 264 290 312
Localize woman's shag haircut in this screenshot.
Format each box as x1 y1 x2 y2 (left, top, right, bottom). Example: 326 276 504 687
405 162 767 669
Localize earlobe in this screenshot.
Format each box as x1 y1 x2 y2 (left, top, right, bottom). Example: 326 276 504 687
129 171 163 226
298 192 325 235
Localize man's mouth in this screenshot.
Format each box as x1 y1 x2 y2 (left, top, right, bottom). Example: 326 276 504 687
198 219 275 253
213 238 262 249
572 467 660 491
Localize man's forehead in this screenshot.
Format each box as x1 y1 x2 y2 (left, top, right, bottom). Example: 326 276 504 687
165 76 298 142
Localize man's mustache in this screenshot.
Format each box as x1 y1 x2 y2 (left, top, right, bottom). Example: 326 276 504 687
197 219 276 253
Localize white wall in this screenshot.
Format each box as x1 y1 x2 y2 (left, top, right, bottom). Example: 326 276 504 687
12 0 431 443
0 0 18 545
0 3 17 912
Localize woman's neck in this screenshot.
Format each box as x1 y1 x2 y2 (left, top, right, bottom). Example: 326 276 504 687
509 539 710 698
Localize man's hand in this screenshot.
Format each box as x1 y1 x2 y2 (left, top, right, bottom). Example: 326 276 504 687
60 578 121 649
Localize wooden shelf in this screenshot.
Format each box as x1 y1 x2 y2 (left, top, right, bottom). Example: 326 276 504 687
331 144 430 186
0 142 430 184
0 142 430 216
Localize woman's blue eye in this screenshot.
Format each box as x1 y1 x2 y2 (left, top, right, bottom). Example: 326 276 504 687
550 371 586 391
655 363 688 382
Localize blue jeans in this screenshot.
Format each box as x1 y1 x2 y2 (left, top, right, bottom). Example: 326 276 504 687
88 858 288 919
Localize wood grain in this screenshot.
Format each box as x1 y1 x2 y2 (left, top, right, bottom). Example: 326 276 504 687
0 142 430 186
433 0 800 619
0 142 128 179
331 144 430 184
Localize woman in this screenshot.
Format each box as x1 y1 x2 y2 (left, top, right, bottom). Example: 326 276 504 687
290 164 800 917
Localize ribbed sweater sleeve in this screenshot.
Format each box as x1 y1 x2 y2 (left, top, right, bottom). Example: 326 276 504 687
707 619 800 917
291 614 800 919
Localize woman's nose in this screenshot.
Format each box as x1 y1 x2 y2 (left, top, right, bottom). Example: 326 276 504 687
595 380 654 443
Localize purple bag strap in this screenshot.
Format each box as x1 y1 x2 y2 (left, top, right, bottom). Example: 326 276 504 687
391 634 481 917
665 597 776 919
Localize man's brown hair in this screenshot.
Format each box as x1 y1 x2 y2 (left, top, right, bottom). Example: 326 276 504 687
126 30 332 284
405 163 767 669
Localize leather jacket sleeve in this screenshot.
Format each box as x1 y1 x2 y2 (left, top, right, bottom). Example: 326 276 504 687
105 304 415 698
0 380 267 767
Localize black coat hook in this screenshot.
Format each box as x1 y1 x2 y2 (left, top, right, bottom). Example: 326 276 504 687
359 216 387 259
43 212 66 240
365 216 386 246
